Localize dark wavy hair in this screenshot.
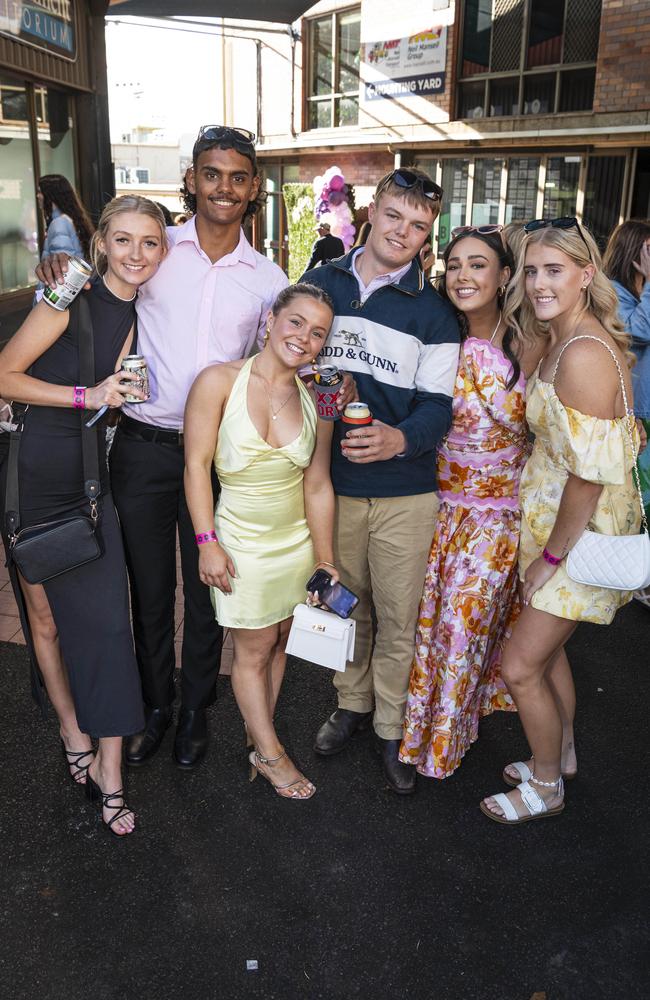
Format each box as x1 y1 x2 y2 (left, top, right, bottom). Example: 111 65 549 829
38 174 94 258
179 137 268 220
603 218 650 299
438 230 521 390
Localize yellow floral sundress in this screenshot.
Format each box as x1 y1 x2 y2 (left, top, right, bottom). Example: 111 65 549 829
520 338 641 624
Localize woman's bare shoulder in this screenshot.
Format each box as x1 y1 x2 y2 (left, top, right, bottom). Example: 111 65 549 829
194 359 246 390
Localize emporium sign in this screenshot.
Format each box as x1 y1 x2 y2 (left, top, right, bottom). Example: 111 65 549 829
0 1 76 60
362 26 447 101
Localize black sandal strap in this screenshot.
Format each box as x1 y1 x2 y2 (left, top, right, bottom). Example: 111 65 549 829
99 788 133 828
64 748 93 776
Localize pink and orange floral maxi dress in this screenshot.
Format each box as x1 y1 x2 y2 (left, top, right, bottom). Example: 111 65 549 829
400 337 529 778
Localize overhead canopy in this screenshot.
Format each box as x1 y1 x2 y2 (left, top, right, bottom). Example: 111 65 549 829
106 1 314 22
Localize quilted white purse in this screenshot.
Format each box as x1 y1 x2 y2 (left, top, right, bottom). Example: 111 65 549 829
566 338 650 591
285 603 355 672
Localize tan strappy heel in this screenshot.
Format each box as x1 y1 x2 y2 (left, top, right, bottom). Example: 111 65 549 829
248 747 316 800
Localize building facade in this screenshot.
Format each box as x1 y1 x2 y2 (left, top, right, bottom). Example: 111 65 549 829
217 0 650 270
112 127 184 216
0 0 113 339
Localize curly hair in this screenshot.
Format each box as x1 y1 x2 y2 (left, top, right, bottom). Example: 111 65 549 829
89 195 169 276
39 174 94 258
438 230 522 389
503 223 634 366
179 137 268 220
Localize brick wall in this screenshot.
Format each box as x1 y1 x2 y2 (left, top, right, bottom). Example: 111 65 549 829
593 0 650 113
298 151 394 189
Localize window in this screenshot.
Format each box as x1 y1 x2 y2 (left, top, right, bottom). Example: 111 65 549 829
306 8 360 130
505 157 540 222
583 157 626 250
457 0 602 119
472 159 502 225
36 87 77 183
132 168 150 184
543 156 580 218
0 76 38 294
258 162 299 272
413 150 629 262
438 160 470 250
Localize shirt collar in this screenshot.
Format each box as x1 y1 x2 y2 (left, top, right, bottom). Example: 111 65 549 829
351 247 413 289
174 217 257 268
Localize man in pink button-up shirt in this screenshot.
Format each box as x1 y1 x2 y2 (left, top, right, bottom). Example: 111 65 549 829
109 128 288 770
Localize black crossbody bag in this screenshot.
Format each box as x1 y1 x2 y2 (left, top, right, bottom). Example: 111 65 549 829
5 296 102 584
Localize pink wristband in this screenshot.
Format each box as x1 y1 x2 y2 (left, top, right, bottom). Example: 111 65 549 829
73 386 86 410
542 547 562 566
196 530 218 546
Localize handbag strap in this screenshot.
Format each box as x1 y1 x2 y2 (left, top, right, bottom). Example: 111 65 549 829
552 334 647 534
4 295 101 539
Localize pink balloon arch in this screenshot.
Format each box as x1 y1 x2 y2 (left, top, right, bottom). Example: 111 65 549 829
312 166 356 249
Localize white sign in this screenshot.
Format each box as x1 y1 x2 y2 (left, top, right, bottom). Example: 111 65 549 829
362 25 448 101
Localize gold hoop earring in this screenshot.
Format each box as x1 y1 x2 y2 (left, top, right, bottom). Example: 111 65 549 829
499 285 506 297
263 326 270 344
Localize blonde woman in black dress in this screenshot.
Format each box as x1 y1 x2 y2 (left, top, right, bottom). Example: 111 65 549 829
0 196 167 836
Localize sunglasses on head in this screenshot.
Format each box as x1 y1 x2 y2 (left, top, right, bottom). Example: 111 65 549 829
524 216 591 255
451 224 503 239
196 125 256 145
386 169 443 202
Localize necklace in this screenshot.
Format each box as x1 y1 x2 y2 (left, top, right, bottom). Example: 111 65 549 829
102 274 137 302
253 360 297 421
489 312 502 344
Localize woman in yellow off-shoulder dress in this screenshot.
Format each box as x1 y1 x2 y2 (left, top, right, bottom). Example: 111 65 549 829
480 221 641 826
184 284 339 801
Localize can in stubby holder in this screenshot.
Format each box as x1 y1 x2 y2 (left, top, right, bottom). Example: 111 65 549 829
342 402 373 427
120 355 150 403
42 256 92 311
313 364 343 421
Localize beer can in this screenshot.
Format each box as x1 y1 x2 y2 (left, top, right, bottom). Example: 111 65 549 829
42 255 92 311
120 355 149 403
313 364 343 421
342 402 373 427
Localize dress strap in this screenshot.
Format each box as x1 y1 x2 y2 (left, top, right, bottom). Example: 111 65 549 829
551 335 646 533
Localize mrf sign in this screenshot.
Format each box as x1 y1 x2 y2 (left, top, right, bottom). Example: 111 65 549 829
0 1 77 60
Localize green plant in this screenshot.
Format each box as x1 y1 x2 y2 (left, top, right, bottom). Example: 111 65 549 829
282 183 315 283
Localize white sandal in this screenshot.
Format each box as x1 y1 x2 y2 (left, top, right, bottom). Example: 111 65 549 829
480 776 565 825
502 757 577 788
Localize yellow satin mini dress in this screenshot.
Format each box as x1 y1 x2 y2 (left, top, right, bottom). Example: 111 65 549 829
212 356 318 629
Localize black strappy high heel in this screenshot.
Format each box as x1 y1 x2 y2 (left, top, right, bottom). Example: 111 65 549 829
85 773 135 837
60 740 93 786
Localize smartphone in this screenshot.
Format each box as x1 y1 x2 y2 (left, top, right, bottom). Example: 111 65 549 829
306 569 359 620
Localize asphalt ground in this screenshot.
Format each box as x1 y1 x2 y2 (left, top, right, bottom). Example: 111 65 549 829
0 600 648 1000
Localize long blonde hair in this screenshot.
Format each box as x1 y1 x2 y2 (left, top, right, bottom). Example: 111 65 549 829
503 224 633 365
90 195 168 275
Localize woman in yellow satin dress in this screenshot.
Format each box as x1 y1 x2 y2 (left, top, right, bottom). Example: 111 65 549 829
184 285 339 800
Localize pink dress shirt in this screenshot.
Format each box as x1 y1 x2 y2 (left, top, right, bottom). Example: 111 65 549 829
350 248 413 304
123 218 288 429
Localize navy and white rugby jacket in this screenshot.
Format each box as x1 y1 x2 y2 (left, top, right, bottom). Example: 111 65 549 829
301 251 460 498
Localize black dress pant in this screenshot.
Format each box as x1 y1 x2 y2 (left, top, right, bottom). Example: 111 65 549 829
109 425 223 711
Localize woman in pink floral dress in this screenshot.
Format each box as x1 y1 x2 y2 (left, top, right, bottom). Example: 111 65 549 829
400 228 543 779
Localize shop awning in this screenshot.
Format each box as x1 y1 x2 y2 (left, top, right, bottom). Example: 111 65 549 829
106 1 314 22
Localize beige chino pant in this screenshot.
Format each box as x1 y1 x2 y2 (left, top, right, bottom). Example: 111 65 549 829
333 492 439 740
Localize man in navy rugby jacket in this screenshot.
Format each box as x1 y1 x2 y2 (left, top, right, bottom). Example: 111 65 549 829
301 169 460 794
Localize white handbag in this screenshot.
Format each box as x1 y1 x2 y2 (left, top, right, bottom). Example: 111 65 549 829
285 603 356 672
565 338 650 591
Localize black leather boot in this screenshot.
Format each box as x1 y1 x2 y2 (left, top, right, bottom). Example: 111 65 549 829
313 708 373 756
173 708 208 769
125 706 173 767
376 737 416 795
